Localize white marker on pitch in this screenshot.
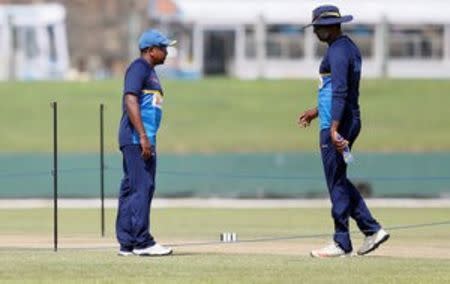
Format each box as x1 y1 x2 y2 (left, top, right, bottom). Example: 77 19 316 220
220 232 238 243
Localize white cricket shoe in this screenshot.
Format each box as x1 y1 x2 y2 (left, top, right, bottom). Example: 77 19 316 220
310 242 352 258
117 250 134 257
357 228 390 255
133 243 173 256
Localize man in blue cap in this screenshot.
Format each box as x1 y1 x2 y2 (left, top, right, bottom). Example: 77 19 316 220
116 29 175 256
298 5 389 257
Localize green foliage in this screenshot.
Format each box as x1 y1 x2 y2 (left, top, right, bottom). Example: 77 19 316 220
0 79 449 153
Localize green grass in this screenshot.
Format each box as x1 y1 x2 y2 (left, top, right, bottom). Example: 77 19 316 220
0 208 449 283
0 79 449 153
0 251 449 283
1 208 449 239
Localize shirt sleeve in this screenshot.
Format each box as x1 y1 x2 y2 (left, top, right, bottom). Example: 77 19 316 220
329 45 350 122
123 61 147 96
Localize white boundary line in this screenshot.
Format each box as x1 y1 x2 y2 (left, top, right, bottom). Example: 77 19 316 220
0 198 449 209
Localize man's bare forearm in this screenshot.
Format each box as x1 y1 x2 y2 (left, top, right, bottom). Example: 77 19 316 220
331 120 340 133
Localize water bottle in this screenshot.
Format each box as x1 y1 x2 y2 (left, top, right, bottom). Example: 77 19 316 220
336 133 354 164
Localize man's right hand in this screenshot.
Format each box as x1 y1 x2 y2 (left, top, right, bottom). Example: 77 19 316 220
140 134 152 160
298 108 318 128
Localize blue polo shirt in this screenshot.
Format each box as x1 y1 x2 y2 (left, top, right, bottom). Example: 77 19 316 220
317 35 361 130
118 58 164 148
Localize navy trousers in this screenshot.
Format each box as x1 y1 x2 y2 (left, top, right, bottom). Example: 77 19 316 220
116 144 156 251
320 125 380 252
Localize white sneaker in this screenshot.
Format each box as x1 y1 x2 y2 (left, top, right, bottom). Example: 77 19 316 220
357 228 390 255
133 243 173 256
310 242 352 258
118 250 134 257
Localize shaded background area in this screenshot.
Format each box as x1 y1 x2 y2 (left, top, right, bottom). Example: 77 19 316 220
0 0 149 79
1 0 450 80
0 79 449 199
0 0 449 201
1 153 449 198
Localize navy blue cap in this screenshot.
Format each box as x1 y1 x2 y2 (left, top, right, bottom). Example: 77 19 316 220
304 5 353 28
138 29 176 49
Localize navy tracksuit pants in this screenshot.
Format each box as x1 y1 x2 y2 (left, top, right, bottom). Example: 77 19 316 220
116 145 156 251
320 124 380 253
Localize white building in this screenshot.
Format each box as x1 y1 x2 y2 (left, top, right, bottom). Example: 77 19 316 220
149 0 450 79
0 3 69 81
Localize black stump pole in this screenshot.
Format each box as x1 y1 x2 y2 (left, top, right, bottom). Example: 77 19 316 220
100 104 105 237
51 101 58 251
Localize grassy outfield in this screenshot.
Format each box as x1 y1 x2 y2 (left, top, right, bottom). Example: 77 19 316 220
0 79 449 153
0 208 449 283
0 251 448 284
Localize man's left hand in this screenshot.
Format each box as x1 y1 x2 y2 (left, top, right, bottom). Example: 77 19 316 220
330 129 348 153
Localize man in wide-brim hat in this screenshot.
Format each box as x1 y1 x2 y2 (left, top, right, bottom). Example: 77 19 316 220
298 5 390 258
